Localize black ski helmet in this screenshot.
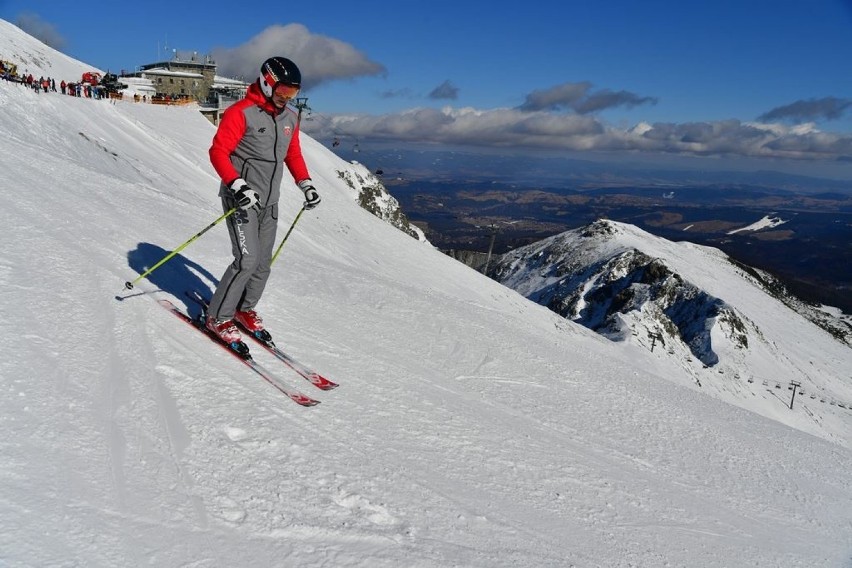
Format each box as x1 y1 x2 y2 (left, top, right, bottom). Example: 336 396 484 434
259 56 301 98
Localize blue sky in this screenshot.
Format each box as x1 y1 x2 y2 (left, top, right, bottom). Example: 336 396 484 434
4 0 852 179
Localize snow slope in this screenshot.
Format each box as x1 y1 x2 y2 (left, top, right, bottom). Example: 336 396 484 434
1 26 852 568
0 19 102 81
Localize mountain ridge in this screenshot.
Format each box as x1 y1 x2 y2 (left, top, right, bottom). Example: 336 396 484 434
490 218 852 439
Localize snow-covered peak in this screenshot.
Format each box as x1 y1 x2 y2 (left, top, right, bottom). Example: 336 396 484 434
0 18 103 80
492 218 852 444
333 159 428 242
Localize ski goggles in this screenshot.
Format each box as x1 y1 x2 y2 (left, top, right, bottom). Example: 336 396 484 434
273 83 300 99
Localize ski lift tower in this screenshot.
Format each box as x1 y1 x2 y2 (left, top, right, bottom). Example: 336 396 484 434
789 380 802 409
292 97 311 122
483 224 499 275
482 220 519 275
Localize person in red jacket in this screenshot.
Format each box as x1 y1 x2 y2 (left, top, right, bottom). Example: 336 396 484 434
205 56 321 344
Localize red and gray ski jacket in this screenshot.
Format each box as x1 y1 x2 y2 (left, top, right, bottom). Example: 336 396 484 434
209 81 310 208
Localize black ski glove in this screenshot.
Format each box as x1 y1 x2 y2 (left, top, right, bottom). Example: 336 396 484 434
299 179 321 210
230 178 259 210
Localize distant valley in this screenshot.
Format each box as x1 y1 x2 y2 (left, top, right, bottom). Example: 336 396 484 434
326 144 852 313
382 178 852 314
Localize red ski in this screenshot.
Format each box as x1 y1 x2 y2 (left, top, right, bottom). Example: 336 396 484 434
243 329 339 391
186 290 339 391
158 299 320 407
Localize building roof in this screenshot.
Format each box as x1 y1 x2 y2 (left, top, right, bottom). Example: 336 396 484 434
212 75 250 88
140 67 204 79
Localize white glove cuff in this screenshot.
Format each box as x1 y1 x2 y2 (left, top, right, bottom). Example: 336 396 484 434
230 178 248 191
298 179 314 191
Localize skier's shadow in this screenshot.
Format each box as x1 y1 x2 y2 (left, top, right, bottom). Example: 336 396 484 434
127 242 218 318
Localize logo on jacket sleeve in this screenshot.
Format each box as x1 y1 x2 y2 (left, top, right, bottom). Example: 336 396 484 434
283 126 292 136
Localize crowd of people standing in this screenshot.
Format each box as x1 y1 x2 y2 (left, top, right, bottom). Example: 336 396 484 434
9 71 111 99
2 58 116 100
2 57 195 105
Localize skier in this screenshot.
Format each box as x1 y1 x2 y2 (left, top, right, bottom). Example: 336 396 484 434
205 56 321 343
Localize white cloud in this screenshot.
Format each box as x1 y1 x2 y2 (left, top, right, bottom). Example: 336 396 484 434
211 23 385 89
304 107 852 162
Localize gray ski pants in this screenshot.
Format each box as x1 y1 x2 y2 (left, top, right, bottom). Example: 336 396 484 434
208 198 278 320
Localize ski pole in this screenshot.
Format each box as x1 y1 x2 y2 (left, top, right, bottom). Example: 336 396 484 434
124 207 238 290
270 204 306 266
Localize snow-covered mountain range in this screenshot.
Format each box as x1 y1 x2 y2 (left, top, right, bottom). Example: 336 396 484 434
490 219 852 444
2 19 851 567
